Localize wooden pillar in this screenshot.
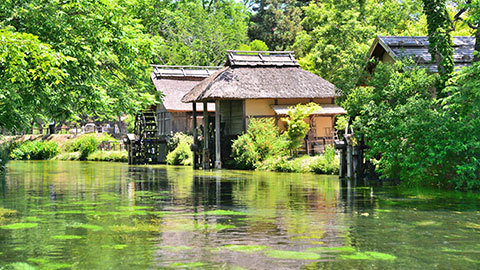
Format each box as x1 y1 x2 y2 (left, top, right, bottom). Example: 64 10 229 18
192 102 198 169
215 100 222 169
203 102 210 170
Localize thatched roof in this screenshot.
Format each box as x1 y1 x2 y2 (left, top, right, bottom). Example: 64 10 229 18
369 36 475 72
182 51 338 103
151 66 220 112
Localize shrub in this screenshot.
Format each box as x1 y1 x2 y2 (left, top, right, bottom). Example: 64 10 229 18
9 141 59 160
231 134 260 169
65 134 115 160
310 155 339 175
231 118 287 169
167 132 192 153
166 133 193 166
260 155 313 173
282 103 321 152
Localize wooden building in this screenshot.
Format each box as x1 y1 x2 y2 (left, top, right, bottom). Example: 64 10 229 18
368 36 475 72
181 51 346 169
151 65 220 135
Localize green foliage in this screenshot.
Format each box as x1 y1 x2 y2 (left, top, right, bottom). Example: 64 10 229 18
422 0 454 94
248 0 303 50
135 0 248 65
237 40 269 51
293 0 427 96
66 134 114 160
282 103 321 152
310 145 339 175
166 133 193 166
9 141 59 160
0 0 160 131
0 28 68 131
167 132 192 153
124 115 136 133
231 118 286 169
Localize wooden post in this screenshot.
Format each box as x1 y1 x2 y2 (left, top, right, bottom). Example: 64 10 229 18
203 102 210 170
192 102 198 169
215 100 222 169
346 140 353 179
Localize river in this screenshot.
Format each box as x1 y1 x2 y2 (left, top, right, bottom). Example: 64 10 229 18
0 161 478 269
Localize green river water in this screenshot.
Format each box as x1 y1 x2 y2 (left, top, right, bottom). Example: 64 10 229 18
0 161 479 269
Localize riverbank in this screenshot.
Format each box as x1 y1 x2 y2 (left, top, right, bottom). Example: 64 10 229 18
0 134 127 164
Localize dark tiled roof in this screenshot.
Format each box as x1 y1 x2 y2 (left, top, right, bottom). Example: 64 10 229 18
369 36 475 72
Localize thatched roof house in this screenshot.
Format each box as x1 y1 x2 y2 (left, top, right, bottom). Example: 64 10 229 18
181 51 345 169
151 65 220 135
368 36 475 72
182 51 338 102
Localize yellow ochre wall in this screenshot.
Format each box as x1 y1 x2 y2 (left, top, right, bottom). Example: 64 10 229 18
244 99 336 138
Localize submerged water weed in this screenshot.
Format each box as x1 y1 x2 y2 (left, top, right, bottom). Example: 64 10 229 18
415 220 441 226
5 262 37 270
465 222 480 230
199 210 249 216
160 246 193 252
109 224 159 233
170 262 206 268
52 235 83 240
221 245 269 253
0 223 38 230
0 208 17 224
264 250 321 260
102 244 128 250
23 217 43 222
306 246 356 253
340 251 396 260
69 223 104 231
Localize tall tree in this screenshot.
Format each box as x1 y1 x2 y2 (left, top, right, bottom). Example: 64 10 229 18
0 0 161 129
422 0 454 95
248 0 303 50
292 0 426 96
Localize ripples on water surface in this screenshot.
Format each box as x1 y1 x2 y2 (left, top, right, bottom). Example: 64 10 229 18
0 161 479 269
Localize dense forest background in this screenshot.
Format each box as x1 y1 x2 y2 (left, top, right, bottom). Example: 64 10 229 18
1 0 475 130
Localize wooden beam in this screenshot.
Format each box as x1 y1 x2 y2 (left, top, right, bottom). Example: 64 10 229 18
203 102 210 169
192 102 198 169
215 100 222 169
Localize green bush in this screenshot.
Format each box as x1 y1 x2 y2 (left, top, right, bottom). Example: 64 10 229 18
231 118 287 169
231 134 260 169
167 132 192 153
166 133 193 166
260 155 313 173
87 151 128 162
65 134 115 160
282 103 321 152
310 156 340 175
9 141 59 160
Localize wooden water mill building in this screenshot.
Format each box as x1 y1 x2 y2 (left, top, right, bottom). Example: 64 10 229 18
181 50 346 169
126 65 220 164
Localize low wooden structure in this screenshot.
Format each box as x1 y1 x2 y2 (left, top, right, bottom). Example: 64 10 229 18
182 50 346 169
126 66 220 165
368 36 475 72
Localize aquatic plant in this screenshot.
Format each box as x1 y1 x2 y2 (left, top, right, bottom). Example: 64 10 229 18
109 224 159 233
340 251 396 260
221 244 269 253
306 246 356 253
160 246 193 252
0 222 38 230
264 250 321 260
68 223 104 231
170 262 206 268
51 235 83 240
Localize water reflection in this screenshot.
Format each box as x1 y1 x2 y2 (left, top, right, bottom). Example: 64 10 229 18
0 161 478 269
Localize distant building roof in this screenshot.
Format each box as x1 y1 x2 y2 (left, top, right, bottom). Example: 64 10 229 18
369 36 475 72
225 50 299 67
182 51 338 103
151 66 220 112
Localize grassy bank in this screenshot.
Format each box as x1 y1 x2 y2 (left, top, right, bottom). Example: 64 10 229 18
1 134 127 163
